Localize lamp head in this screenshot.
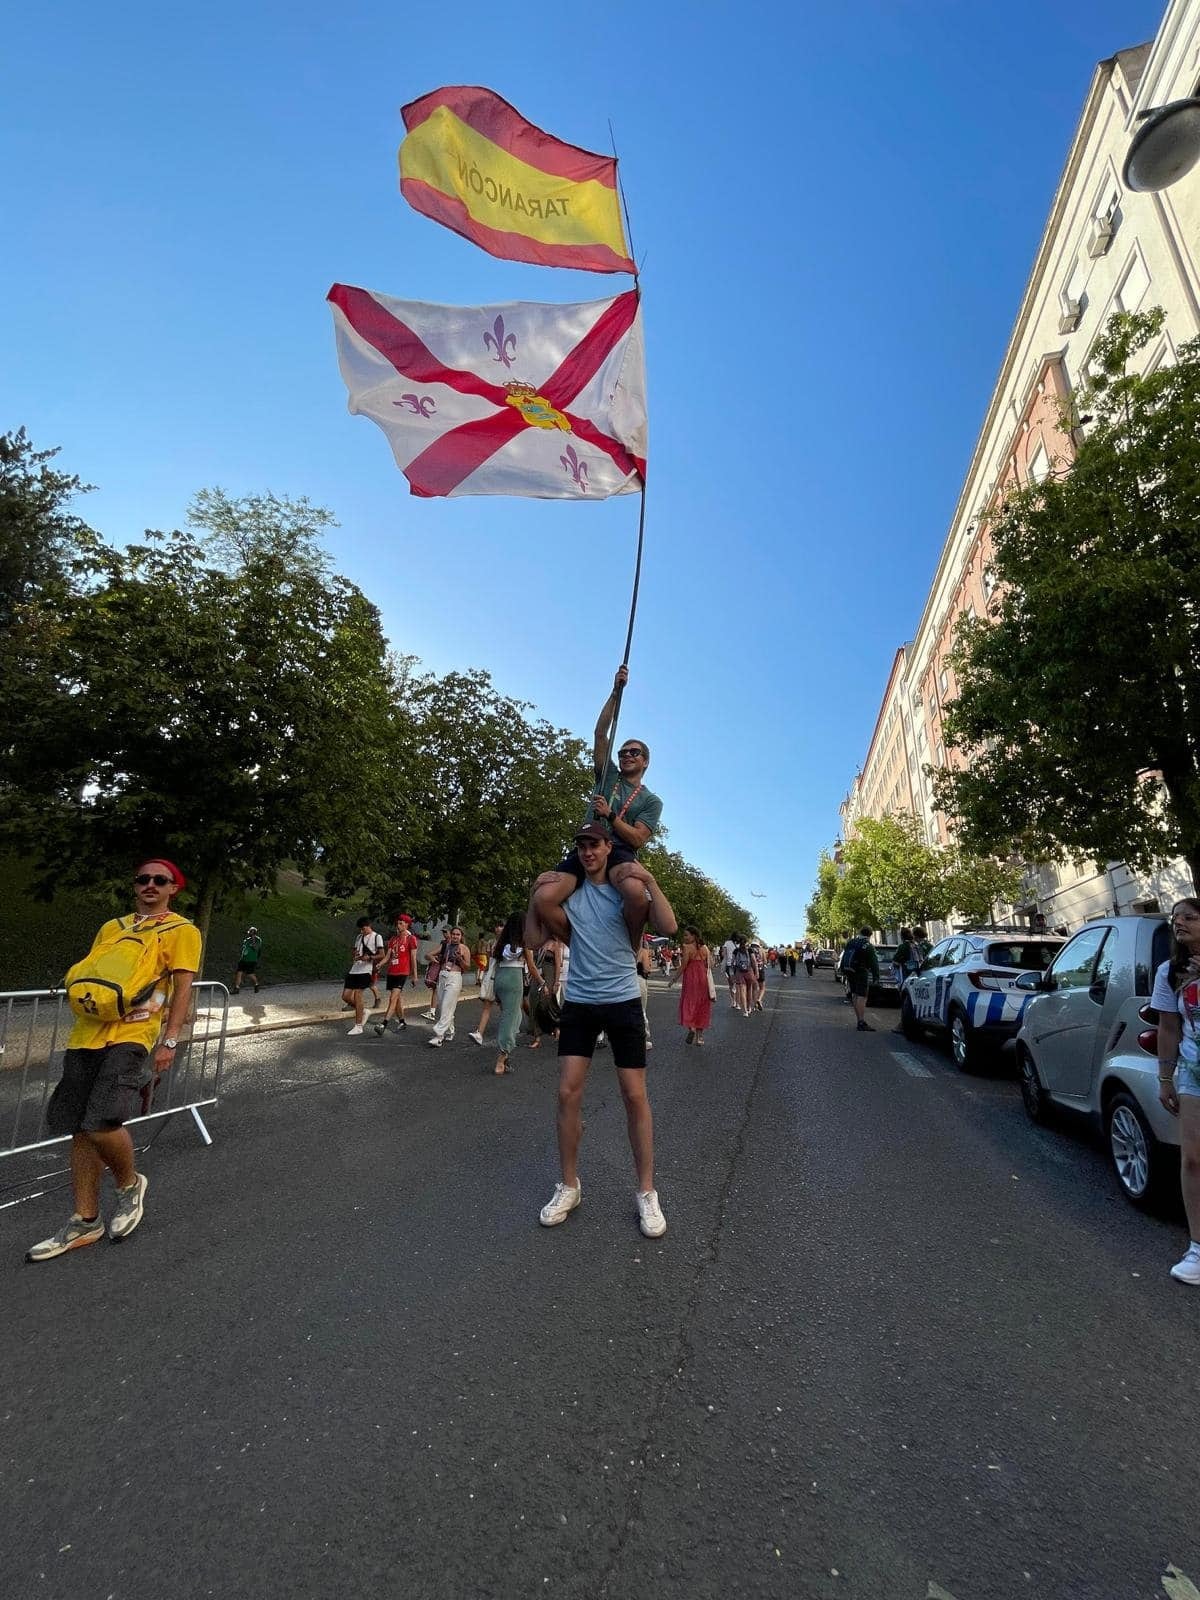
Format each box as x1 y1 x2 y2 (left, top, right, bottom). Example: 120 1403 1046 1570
1123 98 1200 192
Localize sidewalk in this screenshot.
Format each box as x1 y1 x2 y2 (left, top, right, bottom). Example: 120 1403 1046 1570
204 978 486 1040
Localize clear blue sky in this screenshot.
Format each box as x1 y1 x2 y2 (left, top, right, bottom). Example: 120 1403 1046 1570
1 0 1165 939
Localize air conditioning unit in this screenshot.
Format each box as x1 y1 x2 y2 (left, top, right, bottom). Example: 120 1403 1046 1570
1087 215 1114 258
1131 896 1160 913
1057 296 1082 334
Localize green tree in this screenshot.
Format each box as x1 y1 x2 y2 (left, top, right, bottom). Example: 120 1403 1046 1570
0 491 403 950
0 427 93 628
805 849 842 941
368 669 592 925
840 814 950 930
641 842 755 944
942 851 1027 928
934 309 1200 891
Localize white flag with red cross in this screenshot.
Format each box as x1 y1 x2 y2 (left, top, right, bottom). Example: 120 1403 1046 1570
327 284 647 499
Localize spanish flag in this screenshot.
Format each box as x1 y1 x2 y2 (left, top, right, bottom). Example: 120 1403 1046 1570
399 87 635 275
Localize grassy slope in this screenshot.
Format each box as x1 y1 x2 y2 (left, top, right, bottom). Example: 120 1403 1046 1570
0 859 363 990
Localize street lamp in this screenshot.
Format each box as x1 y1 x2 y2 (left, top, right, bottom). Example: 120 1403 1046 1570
1123 98 1200 191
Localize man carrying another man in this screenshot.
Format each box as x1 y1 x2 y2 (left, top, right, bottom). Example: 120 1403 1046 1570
537 822 676 1239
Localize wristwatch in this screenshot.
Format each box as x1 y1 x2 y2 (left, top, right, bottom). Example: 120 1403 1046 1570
162 1037 178 1050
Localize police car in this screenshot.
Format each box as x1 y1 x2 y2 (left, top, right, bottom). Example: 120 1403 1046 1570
898 930 1065 1070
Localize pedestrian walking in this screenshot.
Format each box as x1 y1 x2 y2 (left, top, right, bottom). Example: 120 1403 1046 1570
343 916 383 1036
751 942 767 1010
720 934 737 1007
635 940 654 1050
731 938 755 1016
374 912 419 1035
490 913 526 1074
787 945 798 978
470 925 504 1046
427 925 472 1047
671 926 713 1045
27 858 201 1262
1152 897 1200 1285
840 928 880 1032
537 822 677 1238
526 666 664 951
232 926 262 994
529 938 566 1049
802 940 815 977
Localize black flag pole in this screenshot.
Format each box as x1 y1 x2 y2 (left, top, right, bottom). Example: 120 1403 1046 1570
593 122 645 789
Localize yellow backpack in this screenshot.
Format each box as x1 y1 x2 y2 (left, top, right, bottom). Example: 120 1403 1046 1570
64 915 187 1023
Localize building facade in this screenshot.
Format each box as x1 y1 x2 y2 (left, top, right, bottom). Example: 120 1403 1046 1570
841 0 1200 931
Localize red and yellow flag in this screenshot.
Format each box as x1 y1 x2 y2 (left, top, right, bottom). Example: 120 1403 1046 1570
399 87 635 275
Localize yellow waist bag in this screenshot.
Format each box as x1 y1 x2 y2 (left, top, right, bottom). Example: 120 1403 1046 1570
64 916 185 1023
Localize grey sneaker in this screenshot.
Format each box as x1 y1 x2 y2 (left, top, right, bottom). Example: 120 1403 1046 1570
26 1214 105 1262
109 1173 148 1241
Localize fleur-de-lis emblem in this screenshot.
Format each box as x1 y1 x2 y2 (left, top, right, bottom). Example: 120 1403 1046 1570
483 314 517 368
560 444 589 490
392 393 436 417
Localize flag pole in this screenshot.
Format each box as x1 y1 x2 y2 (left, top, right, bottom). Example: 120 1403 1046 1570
592 123 645 792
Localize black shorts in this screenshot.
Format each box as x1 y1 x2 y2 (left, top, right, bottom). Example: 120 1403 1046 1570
45 1043 152 1135
557 998 646 1069
847 973 871 998
236 960 259 974
553 841 638 883
385 973 410 991
343 972 373 990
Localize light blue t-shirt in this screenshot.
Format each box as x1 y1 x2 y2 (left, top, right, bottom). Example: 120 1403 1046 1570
564 879 641 1005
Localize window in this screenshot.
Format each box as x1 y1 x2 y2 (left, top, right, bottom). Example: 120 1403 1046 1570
982 567 998 598
938 668 949 695
986 941 1061 972
929 692 938 721
1115 250 1151 314
1049 926 1109 991
1027 442 1049 485
922 940 952 970
935 742 945 768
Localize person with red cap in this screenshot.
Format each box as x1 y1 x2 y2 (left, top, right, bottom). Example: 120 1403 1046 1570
374 912 420 1036
27 857 202 1262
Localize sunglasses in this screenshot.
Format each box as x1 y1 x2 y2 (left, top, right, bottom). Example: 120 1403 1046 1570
134 873 173 887
617 748 645 759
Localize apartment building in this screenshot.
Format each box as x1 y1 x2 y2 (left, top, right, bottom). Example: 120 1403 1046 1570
841 0 1200 930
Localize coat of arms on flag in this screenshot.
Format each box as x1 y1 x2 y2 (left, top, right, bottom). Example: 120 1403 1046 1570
327 284 647 499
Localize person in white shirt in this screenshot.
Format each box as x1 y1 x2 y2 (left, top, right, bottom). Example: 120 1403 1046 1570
1151 896 1200 1285
343 916 383 1036
720 935 737 1007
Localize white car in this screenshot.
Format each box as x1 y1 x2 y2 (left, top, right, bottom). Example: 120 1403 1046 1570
899 931 1065 1070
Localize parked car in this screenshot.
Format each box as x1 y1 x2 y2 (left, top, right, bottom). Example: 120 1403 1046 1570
814 949 837 969
835 943 902 1003
1013 914 1176 1208
899 931 1066 1069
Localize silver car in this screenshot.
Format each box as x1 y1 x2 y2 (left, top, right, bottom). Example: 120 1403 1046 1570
1014 914 1177 1208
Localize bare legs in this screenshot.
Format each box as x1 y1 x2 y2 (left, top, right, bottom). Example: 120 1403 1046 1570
555 1057 654 1193
71 1128 135 1216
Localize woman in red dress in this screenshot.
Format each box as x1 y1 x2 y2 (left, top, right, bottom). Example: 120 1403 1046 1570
672 926 714 1046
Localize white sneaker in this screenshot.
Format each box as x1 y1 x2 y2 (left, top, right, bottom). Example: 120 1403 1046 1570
636 1189 667 1238
347 1024 364 1036
469 1031 484 1046
427 1036 442 1048
424 1008 436 1021
539 1180 582 1227
1169 1244 1200 1285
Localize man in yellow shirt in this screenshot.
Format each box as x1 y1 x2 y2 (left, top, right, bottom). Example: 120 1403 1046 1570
27 858 202 1262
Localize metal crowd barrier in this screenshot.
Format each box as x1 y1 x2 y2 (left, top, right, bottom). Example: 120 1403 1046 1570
0 982 229 1160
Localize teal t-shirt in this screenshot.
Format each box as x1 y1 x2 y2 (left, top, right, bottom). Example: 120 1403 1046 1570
585 758 662 844
563 879 641 1005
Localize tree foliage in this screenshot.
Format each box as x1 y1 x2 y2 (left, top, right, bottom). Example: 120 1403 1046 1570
933 309 1200 891
641 842 756 945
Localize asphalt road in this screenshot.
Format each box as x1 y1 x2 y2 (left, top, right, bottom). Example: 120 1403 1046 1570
2 972 1198 1600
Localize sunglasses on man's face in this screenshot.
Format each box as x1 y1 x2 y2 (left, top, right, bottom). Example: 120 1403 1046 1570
134 874 173 887
618 748 644 759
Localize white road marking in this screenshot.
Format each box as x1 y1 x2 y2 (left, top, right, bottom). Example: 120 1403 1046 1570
892 1051 934 1079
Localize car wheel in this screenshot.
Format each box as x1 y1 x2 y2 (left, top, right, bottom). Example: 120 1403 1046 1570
948 1007 986 1073
1017 1047 1050 1124
900 996 921 1042
1105 1091 1166 1210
